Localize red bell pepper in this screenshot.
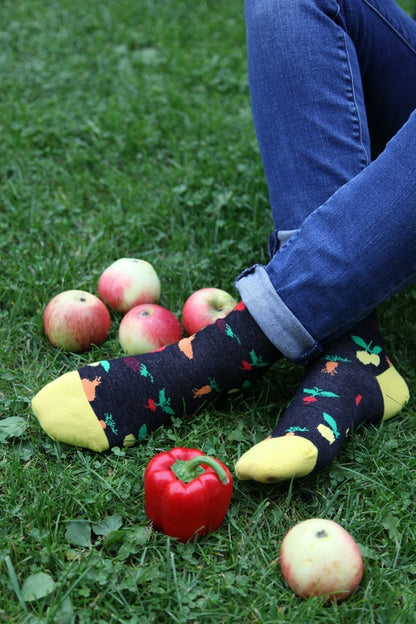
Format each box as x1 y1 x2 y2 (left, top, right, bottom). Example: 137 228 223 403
144 447 233 542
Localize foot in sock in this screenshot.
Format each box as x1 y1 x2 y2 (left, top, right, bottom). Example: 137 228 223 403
32 303 280 450
235 312 409 483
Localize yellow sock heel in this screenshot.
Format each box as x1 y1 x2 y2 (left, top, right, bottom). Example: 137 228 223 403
32 371 109 451
377 365 410 421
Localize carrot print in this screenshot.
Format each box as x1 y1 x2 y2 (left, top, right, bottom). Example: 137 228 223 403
81 376 102 401
321 355 351 375
102 412 118 435
192 377 220 399
321 360 339 375
193 384 214 399
97 413 119 434
178 336 195 359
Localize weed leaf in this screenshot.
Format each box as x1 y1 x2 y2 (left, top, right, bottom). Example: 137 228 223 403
0 417 27 443
21 572 55 602
381 512 402 543
92 514 123 536
65 520 92 548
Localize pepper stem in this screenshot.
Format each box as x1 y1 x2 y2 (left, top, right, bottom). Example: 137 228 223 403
171 455 229 484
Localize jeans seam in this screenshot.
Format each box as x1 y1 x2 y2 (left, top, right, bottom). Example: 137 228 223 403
341 28 371 167
361 0 416 56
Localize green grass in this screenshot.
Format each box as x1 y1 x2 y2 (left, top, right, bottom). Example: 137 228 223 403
1 0 416 622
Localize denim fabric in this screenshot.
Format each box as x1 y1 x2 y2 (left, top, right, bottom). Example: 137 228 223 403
236 0 416 362
237 264 323 360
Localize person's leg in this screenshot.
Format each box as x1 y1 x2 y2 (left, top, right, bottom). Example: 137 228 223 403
235 310 410 481
32 303 281 450
246 0 416 235
238 0 416 353
235 0 416 481
32 0 414 466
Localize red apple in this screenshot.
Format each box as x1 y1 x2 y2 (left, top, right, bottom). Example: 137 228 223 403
43 290 111 352
280 518 364 602
97 258 161 313
118 303 182 355
182 287 237 335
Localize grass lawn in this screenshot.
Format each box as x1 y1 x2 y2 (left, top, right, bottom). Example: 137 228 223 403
1 0 416 622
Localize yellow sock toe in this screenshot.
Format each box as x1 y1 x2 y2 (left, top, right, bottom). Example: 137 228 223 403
32 371 109 452
235 436 318 483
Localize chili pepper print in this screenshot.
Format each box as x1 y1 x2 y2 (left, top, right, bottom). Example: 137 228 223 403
239 349 270 371
144 447 233 542
302 387 340 404
143 388 175 416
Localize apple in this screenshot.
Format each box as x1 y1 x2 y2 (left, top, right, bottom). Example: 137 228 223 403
97 258 161 313
280 518 364 602
43 290 111 352
118 303 182 355
182 287 237 335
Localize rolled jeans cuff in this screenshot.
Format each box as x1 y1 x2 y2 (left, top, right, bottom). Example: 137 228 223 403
235 264 322 364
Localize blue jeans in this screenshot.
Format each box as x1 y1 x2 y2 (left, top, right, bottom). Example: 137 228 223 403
236 0 416 363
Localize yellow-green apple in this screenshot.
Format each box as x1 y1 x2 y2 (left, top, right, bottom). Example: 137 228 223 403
97 258 161 313
118 303 182 355
43 290 111 352
182 287 237 335
280 518 364 602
